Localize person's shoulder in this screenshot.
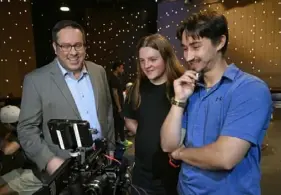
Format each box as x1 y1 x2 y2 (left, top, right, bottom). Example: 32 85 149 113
232 71 271 104
235 71 270 92
85 61 105 72
25 60 55 79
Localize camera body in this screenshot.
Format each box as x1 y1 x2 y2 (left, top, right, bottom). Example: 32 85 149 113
57 139 130 195
34 119 131 195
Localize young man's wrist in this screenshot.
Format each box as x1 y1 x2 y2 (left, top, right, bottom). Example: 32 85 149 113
171 97 187 109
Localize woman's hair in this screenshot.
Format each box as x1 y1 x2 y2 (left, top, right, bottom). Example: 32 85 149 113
128 33 184 109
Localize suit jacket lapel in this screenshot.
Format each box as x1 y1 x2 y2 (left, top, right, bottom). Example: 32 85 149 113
49 59 81 119
85 62 99 113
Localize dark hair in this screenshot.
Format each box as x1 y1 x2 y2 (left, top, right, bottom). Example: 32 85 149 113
52 20 86 43
176 10 229 54
128 34 184 109
112 61 123 71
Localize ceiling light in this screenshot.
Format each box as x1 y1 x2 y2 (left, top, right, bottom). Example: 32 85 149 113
60 6 70 12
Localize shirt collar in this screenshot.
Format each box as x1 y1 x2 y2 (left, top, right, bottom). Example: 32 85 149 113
56 59 88 77
222 63 240 81
196 63 240 88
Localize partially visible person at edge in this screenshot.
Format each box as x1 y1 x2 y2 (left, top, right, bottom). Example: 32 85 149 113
0 105 42 195
161 10 273 195
124 33 184 195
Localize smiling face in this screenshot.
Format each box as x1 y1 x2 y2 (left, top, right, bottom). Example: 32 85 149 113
52 27 86 72
181 31 226 74
139 46 167 85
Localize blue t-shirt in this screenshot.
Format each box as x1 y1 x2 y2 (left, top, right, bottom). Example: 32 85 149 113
178 64 273 195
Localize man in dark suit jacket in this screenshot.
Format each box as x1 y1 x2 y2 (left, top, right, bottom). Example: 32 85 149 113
17 20 115 194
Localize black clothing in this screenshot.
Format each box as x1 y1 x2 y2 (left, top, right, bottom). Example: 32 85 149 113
109 73 125 109
109 73 126 142
113 109 125 141
124 80 179 195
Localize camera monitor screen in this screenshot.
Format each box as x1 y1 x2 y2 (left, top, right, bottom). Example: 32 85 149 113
48 119 94 150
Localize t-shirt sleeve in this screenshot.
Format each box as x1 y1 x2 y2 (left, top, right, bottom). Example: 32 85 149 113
220 81 273 145
123 97 137 120
109 76 119 89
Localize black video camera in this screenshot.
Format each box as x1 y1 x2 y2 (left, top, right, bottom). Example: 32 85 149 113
34 119 131 195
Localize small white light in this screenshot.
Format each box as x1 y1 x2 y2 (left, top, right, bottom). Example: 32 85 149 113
60 6 70 12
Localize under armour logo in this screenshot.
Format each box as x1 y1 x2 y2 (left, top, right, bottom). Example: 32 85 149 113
216 97 223 101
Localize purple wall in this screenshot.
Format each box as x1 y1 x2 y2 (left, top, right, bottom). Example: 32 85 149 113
157 1 201 64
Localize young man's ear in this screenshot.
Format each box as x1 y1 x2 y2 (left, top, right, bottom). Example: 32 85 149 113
216 35 226 52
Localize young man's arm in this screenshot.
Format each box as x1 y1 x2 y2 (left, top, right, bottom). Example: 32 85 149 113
171 136 251 170
171 81 273 170
161 105 185 152
161 70 197 152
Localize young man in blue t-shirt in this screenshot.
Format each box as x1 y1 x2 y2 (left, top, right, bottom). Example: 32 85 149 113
161 10 272 195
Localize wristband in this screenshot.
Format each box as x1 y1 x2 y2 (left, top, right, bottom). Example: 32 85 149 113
171 97 186 108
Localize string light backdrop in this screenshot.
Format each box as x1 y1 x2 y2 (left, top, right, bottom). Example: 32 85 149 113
30 0 157 83
0 0 36 99
157 0 281 89
83 1 157 82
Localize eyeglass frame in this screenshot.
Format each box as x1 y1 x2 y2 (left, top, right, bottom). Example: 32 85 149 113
55 42 86 52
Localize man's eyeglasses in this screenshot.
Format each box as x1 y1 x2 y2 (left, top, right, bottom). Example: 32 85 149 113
56 43 85 52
